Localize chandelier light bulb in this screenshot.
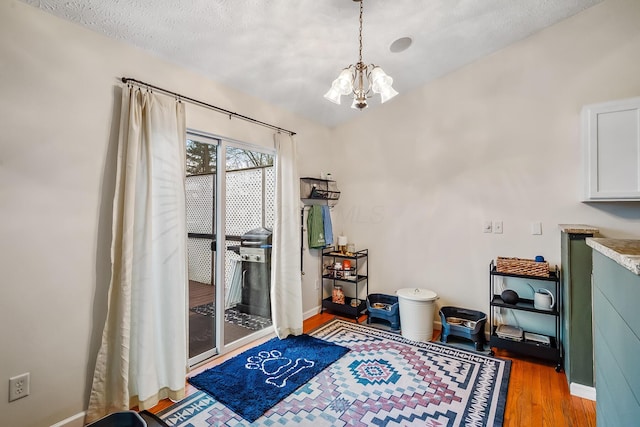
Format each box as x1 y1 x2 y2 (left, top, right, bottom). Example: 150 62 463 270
323 85 342 104
370 67 392 92
336 68 354 95
378 85 399 104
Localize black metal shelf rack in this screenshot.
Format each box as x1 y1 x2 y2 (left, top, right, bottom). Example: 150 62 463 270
320 247 368 322
300 177 340 205
489 260 563 372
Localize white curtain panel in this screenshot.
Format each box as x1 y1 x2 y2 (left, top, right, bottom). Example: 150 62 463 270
270 133 303 338
86 87 188 422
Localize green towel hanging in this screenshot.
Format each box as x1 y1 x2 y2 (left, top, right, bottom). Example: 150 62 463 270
307 205 326 249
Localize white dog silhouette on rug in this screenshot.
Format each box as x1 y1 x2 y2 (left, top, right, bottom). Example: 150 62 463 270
245 350 315 388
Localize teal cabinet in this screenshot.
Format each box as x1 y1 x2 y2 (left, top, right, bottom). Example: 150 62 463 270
589 239 640 426
561 229 596 390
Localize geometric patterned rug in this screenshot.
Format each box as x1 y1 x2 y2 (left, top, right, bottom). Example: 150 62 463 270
157 319 511 426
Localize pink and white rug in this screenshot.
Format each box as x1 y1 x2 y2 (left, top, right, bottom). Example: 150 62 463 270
157 319 511 426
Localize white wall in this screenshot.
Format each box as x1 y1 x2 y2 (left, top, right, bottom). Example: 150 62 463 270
326 0 640 315
0 2 332 426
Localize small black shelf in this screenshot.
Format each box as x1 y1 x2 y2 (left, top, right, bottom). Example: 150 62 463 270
321 247 368 322
322 296 367 318
490 296 560 316
300 177 340 204
309 188 340 200
323 250 368 259
490 326 560 362
489 260 563 371
300 177 335 183
490 265 559 282
322 274 368 284
489 336 560 361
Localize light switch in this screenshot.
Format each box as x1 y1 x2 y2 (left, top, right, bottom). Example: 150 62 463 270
483 221 493 233
531 222 542 235
493 221 503 234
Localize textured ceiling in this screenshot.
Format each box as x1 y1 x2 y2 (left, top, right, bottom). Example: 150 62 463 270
22 0 602 128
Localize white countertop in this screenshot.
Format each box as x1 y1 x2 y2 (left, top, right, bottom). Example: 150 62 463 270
586 238 640 275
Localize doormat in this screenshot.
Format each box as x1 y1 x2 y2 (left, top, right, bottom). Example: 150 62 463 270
187 334 349 422
190 303 272 331
157 319 511 426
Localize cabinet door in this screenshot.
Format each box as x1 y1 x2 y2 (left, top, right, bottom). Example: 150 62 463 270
582 97 640 201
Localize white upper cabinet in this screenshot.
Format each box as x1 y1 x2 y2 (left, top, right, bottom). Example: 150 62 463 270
582 97 640 201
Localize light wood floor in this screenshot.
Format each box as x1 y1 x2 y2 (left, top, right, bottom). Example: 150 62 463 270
149 312 596 426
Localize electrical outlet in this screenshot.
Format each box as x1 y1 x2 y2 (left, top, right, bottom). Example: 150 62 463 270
483 221 492 233
493 220 503 234
9 373 30 402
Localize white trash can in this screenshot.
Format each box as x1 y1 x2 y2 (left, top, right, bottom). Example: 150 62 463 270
397 288 438 342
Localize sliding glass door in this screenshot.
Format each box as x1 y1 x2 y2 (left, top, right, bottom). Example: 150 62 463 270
186 134 218 365
186 131 275 365
223 146 275 346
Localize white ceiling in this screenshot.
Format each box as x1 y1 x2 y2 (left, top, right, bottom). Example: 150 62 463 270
23 0 602 128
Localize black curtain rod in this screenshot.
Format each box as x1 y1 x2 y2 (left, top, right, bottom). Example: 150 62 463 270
121 77 296 136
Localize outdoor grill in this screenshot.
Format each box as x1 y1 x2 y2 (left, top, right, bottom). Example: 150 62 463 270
237 227 273 318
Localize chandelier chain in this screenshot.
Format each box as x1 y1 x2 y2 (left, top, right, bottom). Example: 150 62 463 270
358 0 363 64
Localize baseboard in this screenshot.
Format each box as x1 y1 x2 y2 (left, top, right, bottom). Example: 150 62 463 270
303 305 321 320
570 382 596 401
50 411 85 427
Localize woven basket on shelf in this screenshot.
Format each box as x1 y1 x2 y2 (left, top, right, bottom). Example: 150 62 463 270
496 257 550 277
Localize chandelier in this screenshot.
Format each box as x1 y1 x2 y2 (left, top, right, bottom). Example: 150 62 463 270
324 0 398 110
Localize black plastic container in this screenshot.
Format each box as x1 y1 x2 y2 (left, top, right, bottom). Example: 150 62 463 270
86 411 147 427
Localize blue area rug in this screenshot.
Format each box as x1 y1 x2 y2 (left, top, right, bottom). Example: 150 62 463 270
187 334 349 422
